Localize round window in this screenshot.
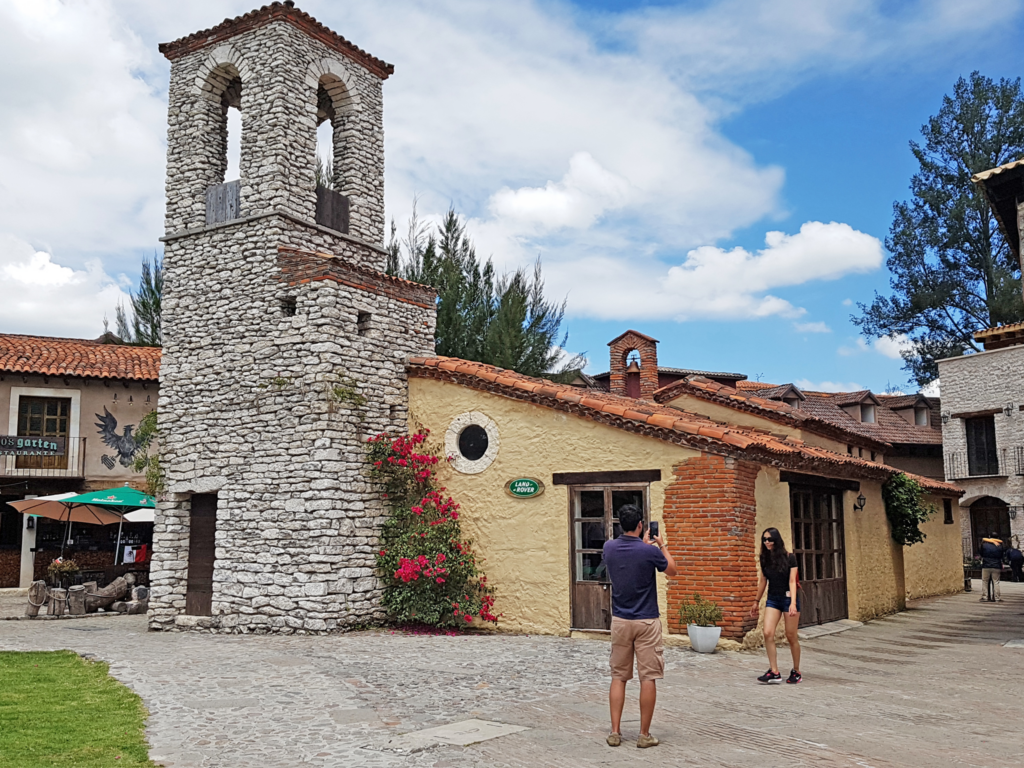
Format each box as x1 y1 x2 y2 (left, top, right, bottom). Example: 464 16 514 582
458 424 489 461
445 412 499 474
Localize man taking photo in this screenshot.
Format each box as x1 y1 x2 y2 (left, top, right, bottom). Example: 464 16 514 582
602 504 677 749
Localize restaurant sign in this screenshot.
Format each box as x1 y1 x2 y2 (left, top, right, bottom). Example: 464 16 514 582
0 436 66 456
504 477 545 499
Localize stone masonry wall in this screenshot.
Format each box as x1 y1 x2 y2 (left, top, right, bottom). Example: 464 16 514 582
151 213 435 634
663 453 760 640
163 19 386 248
937 346 1024 549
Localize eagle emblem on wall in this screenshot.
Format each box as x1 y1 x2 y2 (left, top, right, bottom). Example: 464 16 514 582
95 407 142 469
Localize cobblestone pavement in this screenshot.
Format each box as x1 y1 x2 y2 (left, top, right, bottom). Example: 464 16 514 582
2 582 1023 767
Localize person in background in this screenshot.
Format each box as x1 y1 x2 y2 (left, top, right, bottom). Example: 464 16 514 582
749 527 802 684
1006 539 1023 583
979 532 1006 602
602 504 677 749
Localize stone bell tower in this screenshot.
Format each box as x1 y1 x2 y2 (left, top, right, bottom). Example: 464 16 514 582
149 3 436 634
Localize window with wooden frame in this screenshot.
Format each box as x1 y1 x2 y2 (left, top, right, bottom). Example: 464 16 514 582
965 415 999 476
571 485 648 583
16 396 70 470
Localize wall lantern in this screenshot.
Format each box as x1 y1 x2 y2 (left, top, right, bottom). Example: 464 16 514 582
853 494 867 512
1005 402 1015 417
26 516 35 530
941 411 950 424
1010 507 1018 521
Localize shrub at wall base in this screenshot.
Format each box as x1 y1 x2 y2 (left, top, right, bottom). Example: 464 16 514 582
369 431 497 628
679 593 723 653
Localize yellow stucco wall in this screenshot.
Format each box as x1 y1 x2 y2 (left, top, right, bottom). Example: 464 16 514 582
843 481 906 621
903 494 965 600
409 377 698 636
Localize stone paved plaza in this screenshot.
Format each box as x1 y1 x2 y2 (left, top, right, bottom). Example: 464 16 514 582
2 582 1023 767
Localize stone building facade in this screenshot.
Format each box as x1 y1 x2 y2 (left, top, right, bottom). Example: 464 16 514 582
938 336 1024 555
149 3 436 633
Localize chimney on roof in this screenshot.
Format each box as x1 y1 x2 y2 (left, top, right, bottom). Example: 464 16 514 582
608 330 659 400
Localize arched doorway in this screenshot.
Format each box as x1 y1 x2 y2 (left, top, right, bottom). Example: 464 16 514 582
970 497 1011 553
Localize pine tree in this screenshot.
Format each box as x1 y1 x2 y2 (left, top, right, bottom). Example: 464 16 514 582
388 207 585 379
854 72 1024 385
115 253 163 347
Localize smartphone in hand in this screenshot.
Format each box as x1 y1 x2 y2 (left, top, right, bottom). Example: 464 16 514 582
649 521 659 538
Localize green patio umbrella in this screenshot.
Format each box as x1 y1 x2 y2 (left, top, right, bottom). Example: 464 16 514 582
65 484 155 565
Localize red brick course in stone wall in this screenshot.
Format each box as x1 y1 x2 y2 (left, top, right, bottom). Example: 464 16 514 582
664 453 760 640
0 550 19 588
277 247 436 309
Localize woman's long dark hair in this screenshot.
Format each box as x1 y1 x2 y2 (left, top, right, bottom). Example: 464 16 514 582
759 527 790 574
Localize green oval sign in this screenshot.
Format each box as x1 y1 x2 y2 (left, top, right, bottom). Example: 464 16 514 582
505 477 544 499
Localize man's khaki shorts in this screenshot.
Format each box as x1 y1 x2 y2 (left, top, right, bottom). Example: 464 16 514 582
609 616 664 682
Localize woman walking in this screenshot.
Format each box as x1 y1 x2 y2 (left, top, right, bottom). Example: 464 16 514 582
749 527 802 684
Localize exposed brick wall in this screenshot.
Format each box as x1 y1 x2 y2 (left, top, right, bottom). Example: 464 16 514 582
664 453 760 640
609 331 659 400
0 550 19 588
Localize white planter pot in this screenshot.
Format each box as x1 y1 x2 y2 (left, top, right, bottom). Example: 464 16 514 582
687 624 721 653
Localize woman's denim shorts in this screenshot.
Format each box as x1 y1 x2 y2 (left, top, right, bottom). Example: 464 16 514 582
765 594 800 613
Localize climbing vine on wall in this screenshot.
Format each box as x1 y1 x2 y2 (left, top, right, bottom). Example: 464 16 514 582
368 430 497 628
882 472 934 547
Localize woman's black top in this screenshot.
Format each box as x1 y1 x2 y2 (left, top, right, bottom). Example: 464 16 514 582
763 553 798 597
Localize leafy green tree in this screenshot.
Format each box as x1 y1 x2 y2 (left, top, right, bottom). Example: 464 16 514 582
115 253 163 347
854 72 1024 386
882 473 934 547
388 206 585 379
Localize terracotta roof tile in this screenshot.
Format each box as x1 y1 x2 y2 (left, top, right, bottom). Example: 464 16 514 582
408 356 961 496
0 334 160 381
654 377 891 452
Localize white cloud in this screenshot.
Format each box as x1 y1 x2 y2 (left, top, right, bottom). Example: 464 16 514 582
0 234 129 337
873 333 914 360
921 379 940 397
488 152 633 233
0 0 166 268
794 378 865 393
0 0 1019 339
794 321 832 333
842 298 854 306
531 221 881 321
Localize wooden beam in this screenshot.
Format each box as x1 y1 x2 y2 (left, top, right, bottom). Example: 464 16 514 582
552 469 661 486
950 408 1002 420
780 471 860 492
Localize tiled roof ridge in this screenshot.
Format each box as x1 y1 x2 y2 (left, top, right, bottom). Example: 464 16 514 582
158 2 394 79
607 329 659 345
407 356 965 495
0 333 161 381
652 376 891 451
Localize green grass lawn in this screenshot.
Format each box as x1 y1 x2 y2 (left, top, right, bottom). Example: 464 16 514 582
0 651 155 767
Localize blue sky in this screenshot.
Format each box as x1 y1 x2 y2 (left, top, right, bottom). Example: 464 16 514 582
1 0 1023 394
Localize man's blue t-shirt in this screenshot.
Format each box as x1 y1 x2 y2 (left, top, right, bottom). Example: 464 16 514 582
602 534 668 620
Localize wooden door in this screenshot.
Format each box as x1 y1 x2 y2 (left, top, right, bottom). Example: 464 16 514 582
570 486 647 631
791 487 847 627
185 494 217 616
970 498 1011 553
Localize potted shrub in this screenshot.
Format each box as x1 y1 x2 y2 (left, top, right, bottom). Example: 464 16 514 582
47 558 80 589
679 593 723 653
